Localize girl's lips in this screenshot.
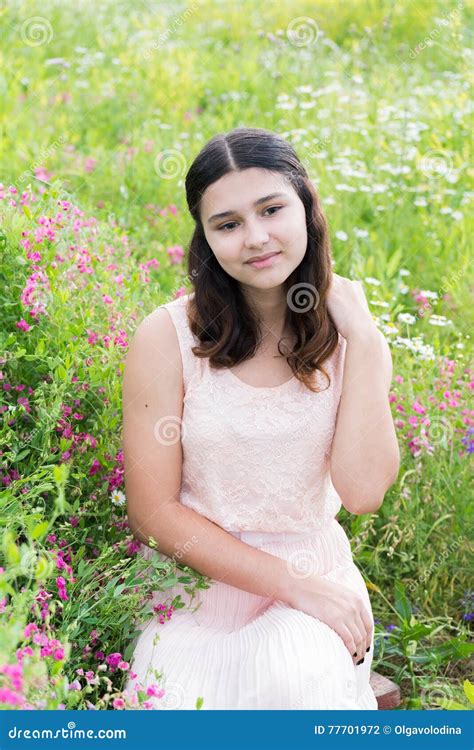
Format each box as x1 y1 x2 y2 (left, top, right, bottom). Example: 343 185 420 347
246 252 281 269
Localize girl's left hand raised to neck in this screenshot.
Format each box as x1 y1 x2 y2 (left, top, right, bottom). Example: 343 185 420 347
326 273 378 341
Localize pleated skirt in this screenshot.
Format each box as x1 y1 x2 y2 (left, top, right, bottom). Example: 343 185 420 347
124 517 378 710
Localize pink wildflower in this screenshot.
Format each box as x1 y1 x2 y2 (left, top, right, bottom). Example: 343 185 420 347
146 684 165 698
166 244 184 265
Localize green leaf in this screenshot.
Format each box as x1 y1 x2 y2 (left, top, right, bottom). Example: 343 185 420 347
0 579 16 596
51 660 64 676
31 521 50 541
394 580 412 622
463 679 474 704
56 365 68 380
161 577 178 588
405 623 433 641
6 541 20 565
35 555 50 580
113 584 126 598
443 700 468 710
386 247 403 278
53 463 69 485
15 448 30 462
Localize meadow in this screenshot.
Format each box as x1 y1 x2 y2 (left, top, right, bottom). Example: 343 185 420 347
0 0 473 710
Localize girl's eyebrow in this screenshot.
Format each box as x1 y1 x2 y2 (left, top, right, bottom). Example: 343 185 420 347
207 192 288 224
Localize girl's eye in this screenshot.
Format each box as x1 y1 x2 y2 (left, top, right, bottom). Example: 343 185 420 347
217 206 283 232
218 221 238 232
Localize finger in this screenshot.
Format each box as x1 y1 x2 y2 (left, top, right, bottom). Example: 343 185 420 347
352 612 368 662
336 623 358 662
339 618 364 665
360 605 374 652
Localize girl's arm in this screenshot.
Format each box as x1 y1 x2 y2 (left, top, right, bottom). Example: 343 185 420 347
122 308 294 602
327 276 400 514
330 328 400 513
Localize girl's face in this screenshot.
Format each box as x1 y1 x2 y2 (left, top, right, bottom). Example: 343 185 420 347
200 168 308 290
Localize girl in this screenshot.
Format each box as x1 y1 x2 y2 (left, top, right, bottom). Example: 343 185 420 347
122 127 400 709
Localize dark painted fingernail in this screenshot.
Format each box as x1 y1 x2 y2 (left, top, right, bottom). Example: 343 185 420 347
366 646 370 652
356 658 365 665
353 652 357 657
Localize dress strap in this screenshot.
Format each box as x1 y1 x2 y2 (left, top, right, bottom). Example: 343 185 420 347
161 294 203 392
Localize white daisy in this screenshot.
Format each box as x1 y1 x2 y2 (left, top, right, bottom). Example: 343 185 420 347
364 277 381 285
111 489 126 507
381 323 399 336
428 315 451 327
392 336 435 360
335 230 348 241
398 313 417 325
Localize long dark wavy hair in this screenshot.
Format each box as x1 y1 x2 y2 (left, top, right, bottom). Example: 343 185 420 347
183 126 339 393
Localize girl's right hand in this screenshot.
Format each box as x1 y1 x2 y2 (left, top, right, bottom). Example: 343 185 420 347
286 574 373 665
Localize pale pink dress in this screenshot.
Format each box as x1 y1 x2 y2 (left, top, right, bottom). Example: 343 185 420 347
125 292 378 710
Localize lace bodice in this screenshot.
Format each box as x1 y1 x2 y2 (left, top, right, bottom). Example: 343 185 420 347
160 293 347 533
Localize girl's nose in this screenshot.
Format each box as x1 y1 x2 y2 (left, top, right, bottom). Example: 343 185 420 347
243 218 270 248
